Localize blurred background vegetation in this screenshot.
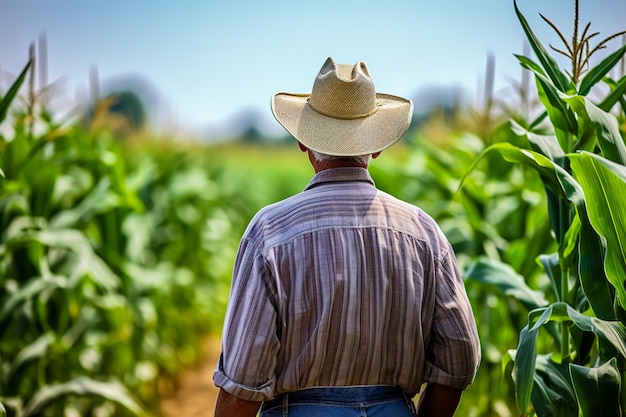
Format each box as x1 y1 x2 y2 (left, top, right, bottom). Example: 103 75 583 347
1 1 626 416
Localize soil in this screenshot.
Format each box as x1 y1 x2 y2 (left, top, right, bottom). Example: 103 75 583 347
160 336 222 417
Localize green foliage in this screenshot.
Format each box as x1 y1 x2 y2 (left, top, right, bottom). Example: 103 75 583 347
570 153 626 310
570 358 622 417
464 258 548 312
0 59 32 124
0 59 277 415
457 1 626 416
21 377 147 417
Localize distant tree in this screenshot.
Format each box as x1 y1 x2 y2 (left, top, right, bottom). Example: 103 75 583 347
241 125 261 142
88 90 147 138
106 90 146 131
86 72 158 139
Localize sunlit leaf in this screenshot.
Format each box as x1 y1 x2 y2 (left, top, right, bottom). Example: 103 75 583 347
514 302 626 415
579 43 626 96
570 152 626 310
510 120 564 160
513 323 540 415
599 75 626 112
458 143 584 206
50 177 121 228
0 59 32 123
561 209 581 270
570 358 621 417
515 55 578 142
0 277 66 324
4 333 54 385
30 229 120 290
562 95 626 165
513 0 569 92
464 257 548 310
22 377 147 417
578 207 615 320
527 303 626 359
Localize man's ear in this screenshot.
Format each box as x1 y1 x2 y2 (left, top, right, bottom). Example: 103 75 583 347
372 151 382 159
298 142 308 153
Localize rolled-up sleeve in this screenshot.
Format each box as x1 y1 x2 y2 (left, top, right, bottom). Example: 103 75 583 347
424 244 481 390
212 235 280 402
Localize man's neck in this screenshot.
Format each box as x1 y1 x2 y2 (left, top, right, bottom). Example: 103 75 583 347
310 157 368 173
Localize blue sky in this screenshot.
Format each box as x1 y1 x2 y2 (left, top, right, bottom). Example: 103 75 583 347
2 0 626 137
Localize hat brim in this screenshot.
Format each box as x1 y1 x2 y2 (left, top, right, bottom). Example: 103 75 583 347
271 92 413 156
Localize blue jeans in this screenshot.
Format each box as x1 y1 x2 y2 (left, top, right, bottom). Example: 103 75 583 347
260 386 417 416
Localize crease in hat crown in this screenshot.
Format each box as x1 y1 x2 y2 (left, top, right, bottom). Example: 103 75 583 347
270 57 413 156
307 58 379 120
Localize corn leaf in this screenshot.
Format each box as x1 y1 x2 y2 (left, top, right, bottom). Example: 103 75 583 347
579 43 626 96
569 152 626 310
529 303 626 359
50 177 122 229
29 229 120 290
538 253 561 302
510 120 564 160
562 95 626 165
531 355 578 417
0 399 21 417
561 213 581 269
0 59 32 124
569 358 621 417
0 277 66 324
515 55 578 141
459 142 584 205
578 207 616 320
4 333 54 385
514 54 547 79
513 321 540 415
2 227 120 291
514 302 626 415
21 376 148 417
513 0 569 92
0 401 5 417
598 75 626 113
463 257 548 311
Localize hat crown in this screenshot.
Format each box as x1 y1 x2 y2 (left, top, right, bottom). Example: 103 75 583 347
308 58 377 120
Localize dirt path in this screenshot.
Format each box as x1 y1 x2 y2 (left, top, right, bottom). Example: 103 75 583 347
160 336 221 417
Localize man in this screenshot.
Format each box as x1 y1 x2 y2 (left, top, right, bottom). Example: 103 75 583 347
213 57 481 417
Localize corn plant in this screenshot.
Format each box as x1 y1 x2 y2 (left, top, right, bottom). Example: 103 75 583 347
0 56 153 416
462 1 626 416
0 46 268 415
0 54 31 417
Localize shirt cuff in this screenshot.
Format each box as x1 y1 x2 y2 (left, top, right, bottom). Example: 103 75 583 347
212 355 276 402
424 361 479 390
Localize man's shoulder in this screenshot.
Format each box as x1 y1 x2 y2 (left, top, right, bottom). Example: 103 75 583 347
374 190 449 241
243 192 306 233
255 192 306 220
244 185 448 249
374 189 429 219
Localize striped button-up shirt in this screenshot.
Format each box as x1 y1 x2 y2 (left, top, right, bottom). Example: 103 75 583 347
213 167 480 402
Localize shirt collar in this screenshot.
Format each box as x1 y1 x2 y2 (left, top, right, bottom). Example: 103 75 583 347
303 167 375 191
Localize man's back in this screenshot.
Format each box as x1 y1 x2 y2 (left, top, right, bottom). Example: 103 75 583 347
214 57 480 417
215 167 480 401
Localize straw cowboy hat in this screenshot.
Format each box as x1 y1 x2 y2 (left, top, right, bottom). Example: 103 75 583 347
271 57 414 156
